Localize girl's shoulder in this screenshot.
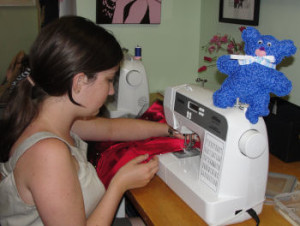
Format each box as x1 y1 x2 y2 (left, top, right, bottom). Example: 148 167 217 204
10 132 74 169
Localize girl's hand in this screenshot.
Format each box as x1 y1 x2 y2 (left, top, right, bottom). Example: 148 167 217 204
110 154 159 192
168 126 200 142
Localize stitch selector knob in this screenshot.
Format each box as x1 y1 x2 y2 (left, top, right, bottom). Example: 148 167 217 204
239 129 267 159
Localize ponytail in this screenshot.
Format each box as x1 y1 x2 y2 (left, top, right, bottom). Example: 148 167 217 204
0 66 46 162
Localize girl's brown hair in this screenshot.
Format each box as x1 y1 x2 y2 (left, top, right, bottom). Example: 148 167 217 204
0 16 123 162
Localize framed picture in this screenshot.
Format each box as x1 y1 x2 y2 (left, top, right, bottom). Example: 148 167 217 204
219 0 260 26
0 0 35 6
96 0 161 24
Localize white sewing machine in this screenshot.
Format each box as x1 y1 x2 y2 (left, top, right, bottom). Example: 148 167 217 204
157 84 269 225
104 54 149 118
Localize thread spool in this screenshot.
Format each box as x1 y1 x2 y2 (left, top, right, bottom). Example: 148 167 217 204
134 45 142 60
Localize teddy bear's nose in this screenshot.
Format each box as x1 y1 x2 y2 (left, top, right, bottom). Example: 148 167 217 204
259 46 265 51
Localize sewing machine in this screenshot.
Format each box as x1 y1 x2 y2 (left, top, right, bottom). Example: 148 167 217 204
103 54 149 118
157 84 269 225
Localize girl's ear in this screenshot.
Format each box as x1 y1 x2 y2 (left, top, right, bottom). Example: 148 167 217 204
72 72 88 94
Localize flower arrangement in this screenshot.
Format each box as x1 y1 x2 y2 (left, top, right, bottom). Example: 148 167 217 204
197 26 246 74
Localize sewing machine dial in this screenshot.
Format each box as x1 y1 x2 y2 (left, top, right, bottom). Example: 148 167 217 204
238 129 267 159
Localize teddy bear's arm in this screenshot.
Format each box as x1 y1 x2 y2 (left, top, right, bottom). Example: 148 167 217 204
217 55 239 75
269 70 292 96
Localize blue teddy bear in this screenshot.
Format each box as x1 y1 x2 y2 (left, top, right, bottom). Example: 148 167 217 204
213 27 297 124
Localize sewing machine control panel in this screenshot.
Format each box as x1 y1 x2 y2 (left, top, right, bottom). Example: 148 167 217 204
173 92 229 191
174 92 227 141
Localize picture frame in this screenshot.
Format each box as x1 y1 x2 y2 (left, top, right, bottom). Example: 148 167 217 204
0 0 35 6
96 0 161 24
219 0 260 26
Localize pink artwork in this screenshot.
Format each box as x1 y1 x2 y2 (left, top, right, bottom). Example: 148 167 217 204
97 0 161 24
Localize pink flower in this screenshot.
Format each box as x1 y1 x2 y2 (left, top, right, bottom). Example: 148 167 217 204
210 35 220 44
198 66 207 72
239 26 246 32
216 41 222 48
200 27 244 74
237 43 243 51
227 41 235 49
220 35 228 43
208 45 216 54
204 56 213 62
227 49 234 54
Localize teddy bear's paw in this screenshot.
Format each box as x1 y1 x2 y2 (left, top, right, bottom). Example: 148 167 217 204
217 55 239 75
213 99 227 108
261 108 270 116
213 92 234 108
213 95 237 108
246 115 259 124
275 84 292 97
245 110 259 124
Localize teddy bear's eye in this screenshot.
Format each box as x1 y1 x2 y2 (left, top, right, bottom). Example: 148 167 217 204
267 42 272 47
258 40 263 44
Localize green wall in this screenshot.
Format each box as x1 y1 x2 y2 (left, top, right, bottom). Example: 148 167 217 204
0 6 38 82
78 0 300 106
1 0 300 106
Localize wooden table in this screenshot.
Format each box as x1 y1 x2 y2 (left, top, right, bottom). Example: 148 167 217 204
126 154 300 226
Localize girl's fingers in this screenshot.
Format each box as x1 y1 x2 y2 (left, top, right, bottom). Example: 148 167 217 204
130 154 149 164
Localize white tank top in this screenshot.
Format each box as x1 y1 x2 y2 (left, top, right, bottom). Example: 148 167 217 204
0 132 105 226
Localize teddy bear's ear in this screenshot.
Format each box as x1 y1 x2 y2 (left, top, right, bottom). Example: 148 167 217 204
279 40 297 57
242 27 261 42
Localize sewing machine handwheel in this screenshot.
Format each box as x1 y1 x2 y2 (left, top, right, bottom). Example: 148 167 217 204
239 129 267 159
126 70 142 86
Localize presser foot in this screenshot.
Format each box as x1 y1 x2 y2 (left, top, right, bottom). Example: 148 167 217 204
173 134 201 158
173 148 201 159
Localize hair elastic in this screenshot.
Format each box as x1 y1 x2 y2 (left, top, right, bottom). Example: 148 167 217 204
27 76 35 87
9 67 32 91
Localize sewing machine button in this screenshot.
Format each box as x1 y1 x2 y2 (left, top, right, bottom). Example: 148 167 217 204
238 129 267 159
186 111 192 119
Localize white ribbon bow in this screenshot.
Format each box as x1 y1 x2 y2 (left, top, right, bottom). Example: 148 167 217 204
230 55 276 69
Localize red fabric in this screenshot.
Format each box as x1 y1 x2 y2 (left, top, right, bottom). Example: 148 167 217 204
94 100 193 188
139 100 167 123
95 137 185 188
